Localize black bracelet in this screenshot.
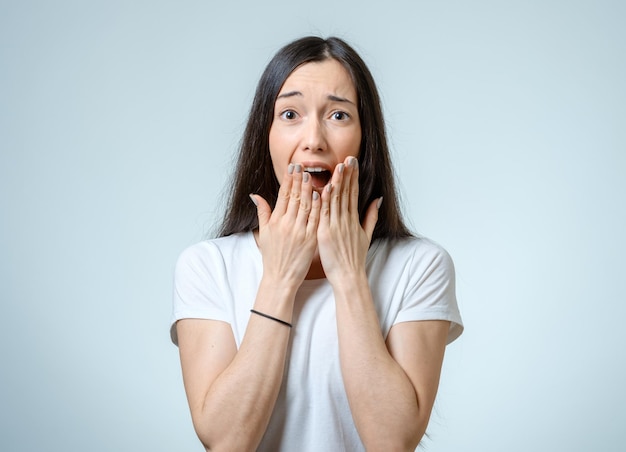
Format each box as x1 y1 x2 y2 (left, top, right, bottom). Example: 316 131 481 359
250 309 292 328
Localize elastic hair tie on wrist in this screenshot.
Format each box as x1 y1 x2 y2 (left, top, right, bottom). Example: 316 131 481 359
250 309 292 328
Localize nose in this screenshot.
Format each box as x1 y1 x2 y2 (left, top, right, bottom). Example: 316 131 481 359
301 117 326 152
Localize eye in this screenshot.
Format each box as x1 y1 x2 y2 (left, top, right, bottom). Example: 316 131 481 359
279 110 298 120
331 111 350 121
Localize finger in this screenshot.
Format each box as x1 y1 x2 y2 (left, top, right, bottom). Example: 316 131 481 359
286 163 304 218
320 182 332 227
340 157 354 206
250 194 272 229
362 197 382 243
345 156 360 217
295 170 313 228
306 190 321 238
329 162 345 218
274 163 294 216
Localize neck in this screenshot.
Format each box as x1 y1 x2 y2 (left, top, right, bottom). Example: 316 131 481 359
305 254 326 280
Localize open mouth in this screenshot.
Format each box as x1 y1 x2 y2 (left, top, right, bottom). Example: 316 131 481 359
304 167 332 189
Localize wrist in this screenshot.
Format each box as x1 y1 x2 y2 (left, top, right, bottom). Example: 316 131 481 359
254 276 299 320
328 270 369 297
259 274 301 297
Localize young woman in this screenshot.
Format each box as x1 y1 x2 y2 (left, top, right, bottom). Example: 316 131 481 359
171 36 463 451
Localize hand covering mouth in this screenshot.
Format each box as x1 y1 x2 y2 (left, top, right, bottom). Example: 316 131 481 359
303 166 332 189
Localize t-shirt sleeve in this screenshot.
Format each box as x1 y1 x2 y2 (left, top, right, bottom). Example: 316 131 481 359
170 242 230 346
394 242 464 344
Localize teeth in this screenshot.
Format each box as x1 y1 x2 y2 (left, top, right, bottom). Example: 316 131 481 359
304 167 325 173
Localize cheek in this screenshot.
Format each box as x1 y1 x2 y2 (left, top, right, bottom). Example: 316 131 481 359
353 133 362 156
338 128 362 159
268 127 286 184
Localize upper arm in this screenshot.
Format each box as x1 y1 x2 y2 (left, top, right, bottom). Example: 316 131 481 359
386 320 450 418
176 319 238 417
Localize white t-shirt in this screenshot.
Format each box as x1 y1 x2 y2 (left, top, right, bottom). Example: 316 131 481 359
171 231 463 451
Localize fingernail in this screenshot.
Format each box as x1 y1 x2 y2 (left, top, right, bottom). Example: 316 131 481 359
288 164 294 175
377 197 383 209
349 157 358 167
313 191 319 200
294 164 302 173
303 172 310 183
338 163 345 174
326 183 333 193
249 194 258 206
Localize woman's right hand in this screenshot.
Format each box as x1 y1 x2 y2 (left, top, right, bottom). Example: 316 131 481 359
250 163 321 290
179 165 318 451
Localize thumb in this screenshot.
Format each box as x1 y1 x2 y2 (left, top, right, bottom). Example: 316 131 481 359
249 194 272 228
362 197 382 242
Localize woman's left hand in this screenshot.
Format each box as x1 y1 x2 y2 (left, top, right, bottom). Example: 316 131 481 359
317 156 381 286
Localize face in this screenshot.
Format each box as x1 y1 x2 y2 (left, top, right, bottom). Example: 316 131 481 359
269 59 361 191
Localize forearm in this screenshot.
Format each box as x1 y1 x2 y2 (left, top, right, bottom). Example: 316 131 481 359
333 276 425 451
192 279 295 451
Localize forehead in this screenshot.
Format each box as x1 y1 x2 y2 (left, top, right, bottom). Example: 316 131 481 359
278 59 357 99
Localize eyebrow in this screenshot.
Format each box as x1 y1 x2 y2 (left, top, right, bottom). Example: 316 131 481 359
276 91 356 105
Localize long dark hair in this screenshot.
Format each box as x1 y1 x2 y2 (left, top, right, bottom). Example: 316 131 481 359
218 36 412 240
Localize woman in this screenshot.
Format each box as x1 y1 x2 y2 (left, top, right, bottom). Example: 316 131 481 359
171 36 463 451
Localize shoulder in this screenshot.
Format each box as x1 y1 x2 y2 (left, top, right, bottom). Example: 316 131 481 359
370 235 454 272
372 236 463 343
175 232 256 276
177 232 254 261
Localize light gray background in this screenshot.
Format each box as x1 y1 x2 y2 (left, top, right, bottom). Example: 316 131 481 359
1 1 624 451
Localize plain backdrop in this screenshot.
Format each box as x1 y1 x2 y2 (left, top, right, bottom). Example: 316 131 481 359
1 1 625 451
